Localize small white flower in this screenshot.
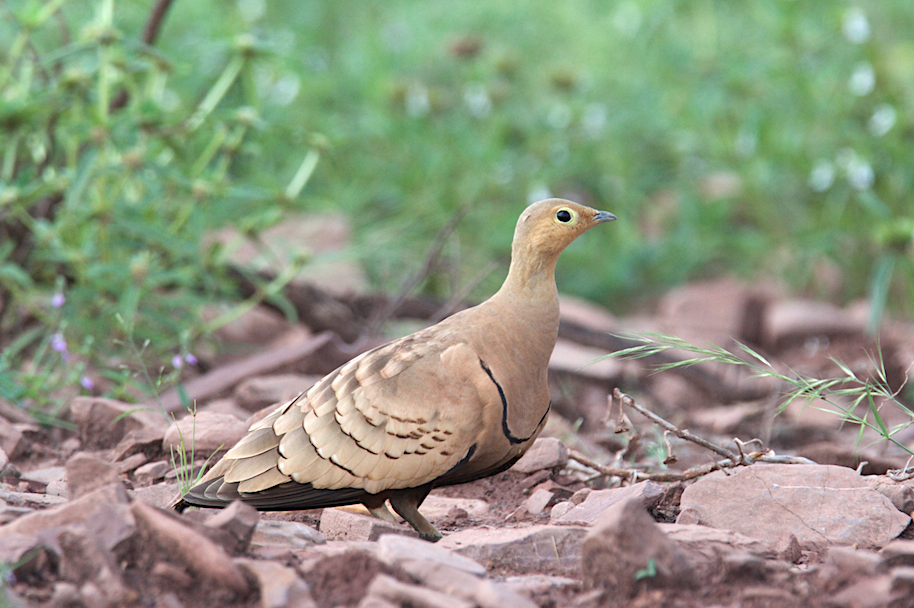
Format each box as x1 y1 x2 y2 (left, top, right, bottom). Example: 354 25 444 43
849 62 875 96
463 83 491 118
868 104 897 136
846 157 874 190
809 160 836 192
842 8 871 44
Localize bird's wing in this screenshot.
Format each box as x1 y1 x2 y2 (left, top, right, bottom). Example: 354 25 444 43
192 331 499 503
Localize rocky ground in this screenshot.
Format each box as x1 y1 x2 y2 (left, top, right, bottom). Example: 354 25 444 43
3 277 914 608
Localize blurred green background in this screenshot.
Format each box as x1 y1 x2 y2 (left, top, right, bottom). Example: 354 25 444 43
1 0 912 410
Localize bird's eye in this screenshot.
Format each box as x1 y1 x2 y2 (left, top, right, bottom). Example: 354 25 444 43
556 209 573 223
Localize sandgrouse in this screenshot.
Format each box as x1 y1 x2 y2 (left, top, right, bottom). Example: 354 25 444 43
176 199 616 540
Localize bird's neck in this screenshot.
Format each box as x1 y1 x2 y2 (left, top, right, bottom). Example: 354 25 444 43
491 250 561 327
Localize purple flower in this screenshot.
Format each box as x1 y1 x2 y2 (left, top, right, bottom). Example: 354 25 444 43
184 353 198 366
52 293 65 308
80 376 94 390
51 333 67 353
172 354 183 369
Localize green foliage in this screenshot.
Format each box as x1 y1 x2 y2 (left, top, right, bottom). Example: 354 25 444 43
610 333 914 457
0 0 316 411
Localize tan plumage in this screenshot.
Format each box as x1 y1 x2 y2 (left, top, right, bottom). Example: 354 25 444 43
177 199 616 540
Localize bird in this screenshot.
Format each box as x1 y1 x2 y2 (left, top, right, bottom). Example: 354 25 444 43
175 199 616 541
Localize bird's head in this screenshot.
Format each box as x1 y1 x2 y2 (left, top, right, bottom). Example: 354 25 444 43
513 198 616 260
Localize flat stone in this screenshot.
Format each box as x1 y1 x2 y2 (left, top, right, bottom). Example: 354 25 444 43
827 574 894 608
827 546 884 577
116 453 148 474
234 374 319 412
763 299 865 347
70 397 167 449
658 523 776 560
419 495 490 522
439 525 587 576
251 519 326 549
511 438 568 474
0 487 67 510
880 540 914 568
401 559 537 608
20 465 66 487
658 278 769 346
135 460 172 485
366 573 474 608
377 534 486 576
162 411 247 456
524 489 555 515
45 480 68 498
554 480 664 525
0 484 127 538
130 481 181 509
581 497 693 597
235 558 316 608
319 508 417 542
66 453 123 499
678 464 910 549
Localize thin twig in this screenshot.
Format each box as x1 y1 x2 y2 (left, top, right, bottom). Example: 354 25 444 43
613 388 739 462
566 388 817 483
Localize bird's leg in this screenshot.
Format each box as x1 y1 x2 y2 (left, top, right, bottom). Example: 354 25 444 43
368 504 398 523
389 485 441 542
362 493 398 523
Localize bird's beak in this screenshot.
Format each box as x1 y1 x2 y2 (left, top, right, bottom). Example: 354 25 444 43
593 210 617 224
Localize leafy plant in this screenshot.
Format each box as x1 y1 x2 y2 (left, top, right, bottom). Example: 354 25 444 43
0 0 318 411
610 333 914 457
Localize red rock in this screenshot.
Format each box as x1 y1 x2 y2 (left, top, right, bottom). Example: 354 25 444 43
678 464 910 549
235 558 316 608
162 411 247 456
130 500 249 596
763 299 866 347
234 374 319 412
659 523 776 560
553 480 664 525
0 484 127 538
377 534 486 576
319 507 417 542
581 497 692 597
204 500 260 554
366 573 474 608
251 519 325 550
66 453 123 499
70 397 167 449
439 525 587 576
511 438 568 474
